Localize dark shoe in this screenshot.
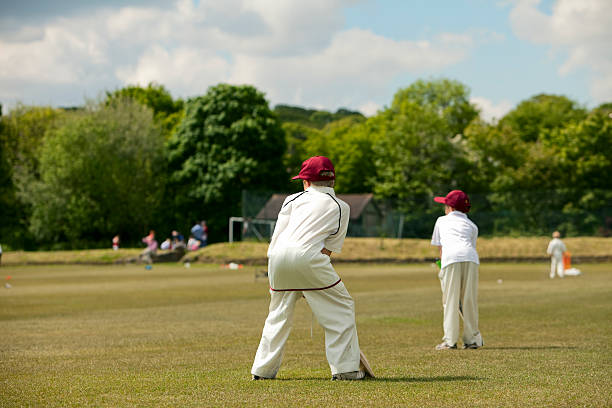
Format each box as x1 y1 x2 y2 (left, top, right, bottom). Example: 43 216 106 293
252 374 273 380
435 342 457 350
331 370 366 381
462 343 481 349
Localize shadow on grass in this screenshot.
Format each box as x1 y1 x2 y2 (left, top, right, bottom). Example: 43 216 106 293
274 375 483 382
371 375 483 383
483 346 578 350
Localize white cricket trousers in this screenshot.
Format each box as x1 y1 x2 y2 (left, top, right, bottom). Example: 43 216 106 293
439 261 483 347
550 255 564 278
251 281 360 378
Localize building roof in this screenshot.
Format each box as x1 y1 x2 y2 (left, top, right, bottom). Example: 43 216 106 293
255 193 374 220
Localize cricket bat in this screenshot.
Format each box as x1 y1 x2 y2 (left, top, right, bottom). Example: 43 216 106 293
359 350 375 378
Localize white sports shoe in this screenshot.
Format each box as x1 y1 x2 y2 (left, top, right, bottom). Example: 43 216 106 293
331 370 366 381
435 342 457 350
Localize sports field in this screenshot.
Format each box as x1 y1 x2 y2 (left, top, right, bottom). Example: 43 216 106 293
1 262 610 407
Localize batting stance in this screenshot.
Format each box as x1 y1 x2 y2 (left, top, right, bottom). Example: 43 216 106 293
251 156 373 381
431 190 484 350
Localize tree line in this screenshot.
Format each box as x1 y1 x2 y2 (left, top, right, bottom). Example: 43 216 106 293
1 79 610 250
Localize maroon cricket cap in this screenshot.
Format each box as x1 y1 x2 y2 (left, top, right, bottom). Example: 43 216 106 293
292 156 335 181
434 190 471 213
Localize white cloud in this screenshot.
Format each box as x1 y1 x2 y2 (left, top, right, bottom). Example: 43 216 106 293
0 16 108 83
229 28 471 110
0 0 474 111
509 0 612 103
471 96 514 122
115 45 232 95
358 101 382 117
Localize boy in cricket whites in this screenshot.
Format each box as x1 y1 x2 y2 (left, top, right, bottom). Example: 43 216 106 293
251 156 374 381
431 190 484 350
547 231 567 279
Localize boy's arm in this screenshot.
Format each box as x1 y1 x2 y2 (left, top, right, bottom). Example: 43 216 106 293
267 197 293 255
323 202 350 253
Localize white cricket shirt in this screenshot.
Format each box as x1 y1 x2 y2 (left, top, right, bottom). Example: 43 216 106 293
267 185 350 290
431 211 479 269
547 238 566 258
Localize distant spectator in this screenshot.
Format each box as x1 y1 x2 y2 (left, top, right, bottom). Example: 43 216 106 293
141 230 158 263
171 230 185 249
0 244 2 266
160 238 172 250
191 220 209 248
547 231 567 279
187 235 200 251
112 235 120 251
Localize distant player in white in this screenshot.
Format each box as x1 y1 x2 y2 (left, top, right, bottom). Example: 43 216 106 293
251 156 371 381
547 231 567 279
431 190 483 350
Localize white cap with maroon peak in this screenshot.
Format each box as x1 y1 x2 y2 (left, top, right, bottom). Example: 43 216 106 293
292 156 335 181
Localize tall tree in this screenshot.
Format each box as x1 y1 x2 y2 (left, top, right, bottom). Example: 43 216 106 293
167 84 287 241
106 83 184 137
499 94 587 142
27 100 165 248
303 116 373 193
282 122 320 187
0 105 64 248
391 78 479 137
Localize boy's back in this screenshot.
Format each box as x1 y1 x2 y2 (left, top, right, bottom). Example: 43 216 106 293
431 211 479 268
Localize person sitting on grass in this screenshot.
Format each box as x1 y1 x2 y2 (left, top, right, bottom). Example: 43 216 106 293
140 230 158 264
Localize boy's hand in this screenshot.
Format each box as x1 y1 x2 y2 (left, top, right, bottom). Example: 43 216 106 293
321 248 332 256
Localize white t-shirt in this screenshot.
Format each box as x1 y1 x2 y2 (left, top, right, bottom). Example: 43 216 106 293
267 185 350 290
431 211 479 269
547 238 566 258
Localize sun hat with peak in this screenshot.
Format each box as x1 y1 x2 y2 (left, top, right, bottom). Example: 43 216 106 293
434 190 471 213
292 156 335 181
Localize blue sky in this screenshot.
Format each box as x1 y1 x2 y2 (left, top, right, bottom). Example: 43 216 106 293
1 0 610 120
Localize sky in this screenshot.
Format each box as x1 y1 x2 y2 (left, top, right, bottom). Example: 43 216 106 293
1 0 611 121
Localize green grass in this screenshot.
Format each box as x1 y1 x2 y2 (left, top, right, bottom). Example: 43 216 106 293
1 262 610 407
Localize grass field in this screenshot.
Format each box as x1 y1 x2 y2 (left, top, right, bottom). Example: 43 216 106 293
1 262 610 407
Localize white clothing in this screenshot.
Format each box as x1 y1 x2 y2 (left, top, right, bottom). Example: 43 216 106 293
252 184 359 377
547 238 566 258
267 185 350 290
438 262 483 347
431 211 479 269
547 238 566 279
251 282 360 377
550 256 565 278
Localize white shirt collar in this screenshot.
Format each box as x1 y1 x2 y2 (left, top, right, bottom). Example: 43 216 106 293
448 210 467 218
306 185 336 196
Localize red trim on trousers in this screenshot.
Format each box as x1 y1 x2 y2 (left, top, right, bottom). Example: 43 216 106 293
270 278 342 292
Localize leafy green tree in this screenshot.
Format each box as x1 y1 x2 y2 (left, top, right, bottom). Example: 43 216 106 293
274 104 364 129
167 84 287 241
391 78 479 137
544 107 612 235
27 99 165 248
282 122 320 185
368 79 480 236
372 103 463 204
0 105 64 248
106 83 184 137
464 95 606 235
303 116 373 193
499 94 587 142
